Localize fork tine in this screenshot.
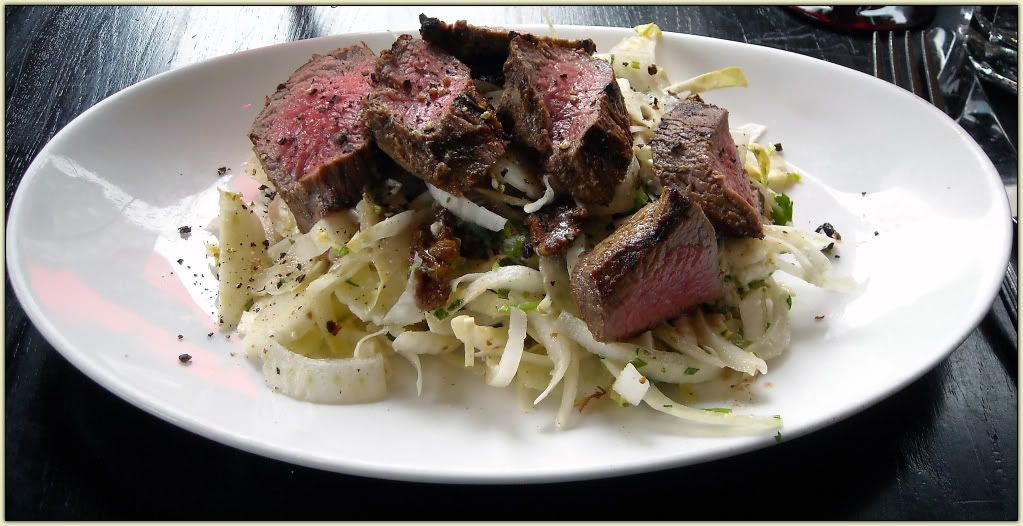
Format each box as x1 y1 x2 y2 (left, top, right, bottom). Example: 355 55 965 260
890 31 910 90
904 30 928 99
921 31 949 114
873 31 892 83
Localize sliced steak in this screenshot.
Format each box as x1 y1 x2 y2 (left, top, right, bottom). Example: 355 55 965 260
570 187 722 342
524 199 588 256
651 94 764 238
418 14 596 84
411 208 461 311
499 35 632 206
364 35 506 196
249 44 378 232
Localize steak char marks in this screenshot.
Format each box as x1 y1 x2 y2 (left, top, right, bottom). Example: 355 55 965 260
525 199 588 257
651 94 764 238
249 44 379 232
499 35 632 206
419 14 596 84
364 35 506 196
570 187 723 342
411 208 461 311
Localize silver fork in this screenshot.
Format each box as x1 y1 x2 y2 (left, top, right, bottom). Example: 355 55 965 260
873 30 1017 327
872 30 947 110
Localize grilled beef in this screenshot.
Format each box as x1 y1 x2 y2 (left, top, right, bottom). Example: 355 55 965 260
525 200 588 256
651 95 764 238
570 187 722 342
498 35 632 206
411 208 461 311
249 44 379 232
418 14 596 84
364 35 506 196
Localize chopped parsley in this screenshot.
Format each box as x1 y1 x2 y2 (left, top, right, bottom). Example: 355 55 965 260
684 367 700 375
333 245 351 257
630 357 648 369
748 279 767 290
517 300 540 312
630 60 641 69
495 288 511 300
501 231 528 263
498 300 540 313
785 295 793 309
704 407 732 414
771 193 794 225
434 299 465 320
730 335 752 349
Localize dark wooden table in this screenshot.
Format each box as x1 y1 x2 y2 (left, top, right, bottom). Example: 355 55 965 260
5 5 1017 519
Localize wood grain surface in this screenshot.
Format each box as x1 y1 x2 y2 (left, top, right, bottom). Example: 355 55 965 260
4 5 1017 519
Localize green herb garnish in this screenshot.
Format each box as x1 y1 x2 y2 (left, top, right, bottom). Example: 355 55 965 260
495 288 511 300
704 407 732 414
771 193 794 225
630 357 648 369
333 245 351 257
516 300 540 312
748 279 767 290
785 295 792 309
630 60 641 69
684 367 700 375
385 332 396 342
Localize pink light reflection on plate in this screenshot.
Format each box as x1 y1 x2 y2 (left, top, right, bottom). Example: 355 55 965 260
28 265 259 396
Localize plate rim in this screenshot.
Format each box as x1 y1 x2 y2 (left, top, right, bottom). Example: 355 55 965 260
5 24 1013 484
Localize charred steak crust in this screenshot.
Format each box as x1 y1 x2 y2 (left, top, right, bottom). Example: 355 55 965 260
363 35 507 196
651 94 764 239
525 200 588 256
411 209 462 311
570 187 723 342
418 14 596 83
498 35 632 206
249 43 379 232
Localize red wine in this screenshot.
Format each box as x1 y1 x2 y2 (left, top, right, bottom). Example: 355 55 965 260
787 6 937 32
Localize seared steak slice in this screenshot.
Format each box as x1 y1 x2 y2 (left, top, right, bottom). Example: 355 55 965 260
418 14 596 84
364 35 506 196
499 35 632 206
651 95 764 238
411 208 462 311
249 44 378 232
570 187 722 342
525 200 588 256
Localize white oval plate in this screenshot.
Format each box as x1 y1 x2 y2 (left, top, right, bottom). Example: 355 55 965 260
7 25 1012 483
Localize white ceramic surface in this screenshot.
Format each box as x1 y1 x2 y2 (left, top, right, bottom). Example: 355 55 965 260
7 26 1012 483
